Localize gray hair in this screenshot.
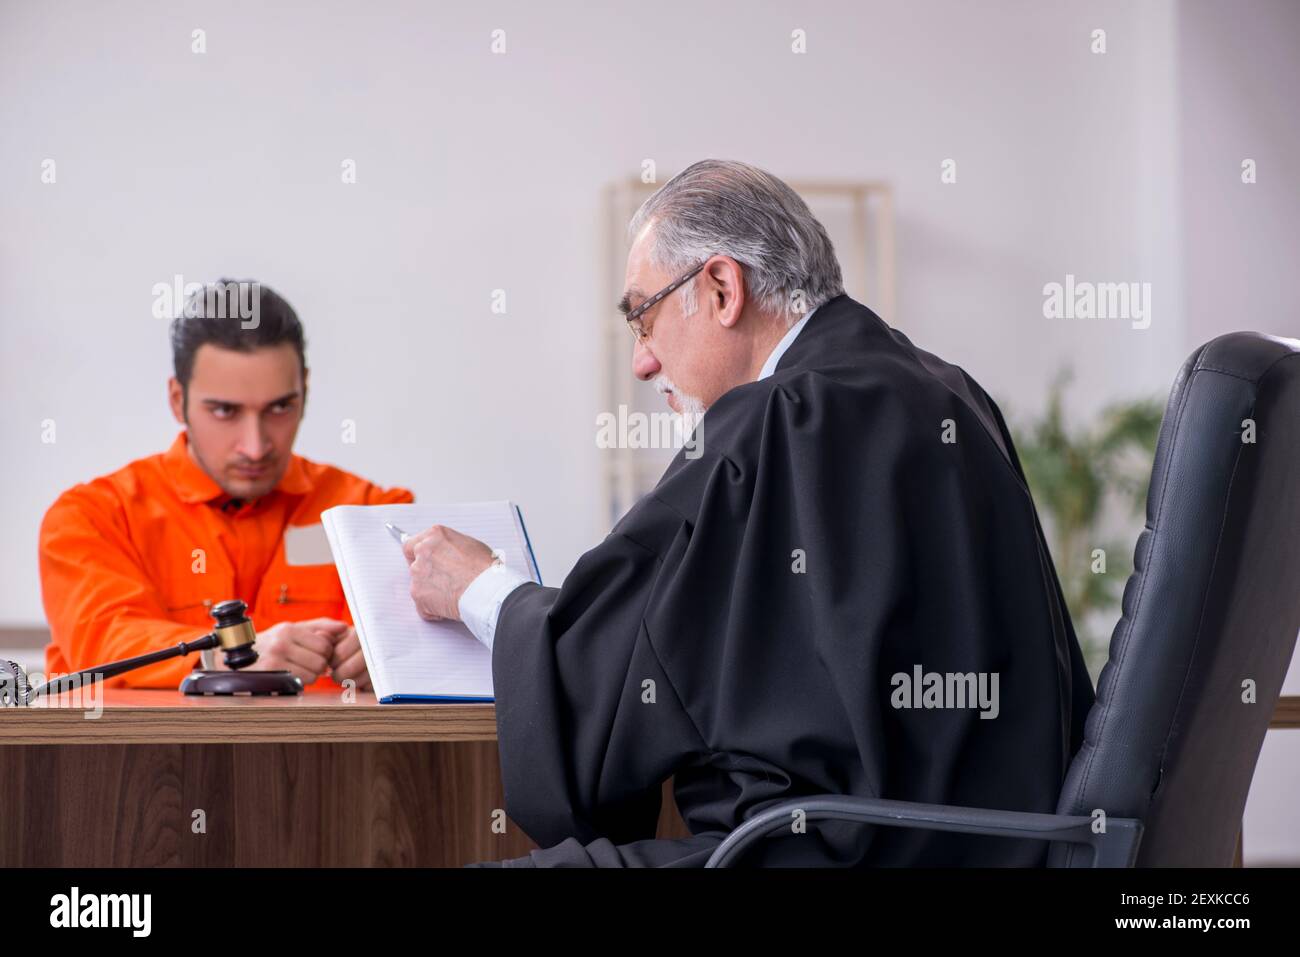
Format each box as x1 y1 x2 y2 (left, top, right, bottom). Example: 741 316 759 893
627 159 844 325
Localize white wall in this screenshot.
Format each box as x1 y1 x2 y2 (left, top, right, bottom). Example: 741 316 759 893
1 0 1295 860
0 0 1197 616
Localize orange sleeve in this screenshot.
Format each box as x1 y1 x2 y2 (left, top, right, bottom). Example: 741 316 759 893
363 483 415 506
39 488 207 689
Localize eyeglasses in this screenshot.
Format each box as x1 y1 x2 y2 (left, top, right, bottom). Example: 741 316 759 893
621 259 708 343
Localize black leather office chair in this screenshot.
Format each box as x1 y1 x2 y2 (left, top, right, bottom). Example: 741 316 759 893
707 332 1300 868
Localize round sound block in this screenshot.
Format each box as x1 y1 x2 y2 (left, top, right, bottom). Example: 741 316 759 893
180 670 304 696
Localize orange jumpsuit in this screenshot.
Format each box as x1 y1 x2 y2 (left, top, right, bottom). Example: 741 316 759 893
39 430 413 689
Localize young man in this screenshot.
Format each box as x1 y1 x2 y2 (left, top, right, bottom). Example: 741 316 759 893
39 280 413 690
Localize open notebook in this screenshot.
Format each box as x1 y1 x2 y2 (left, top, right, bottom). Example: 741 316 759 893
320 502 541 703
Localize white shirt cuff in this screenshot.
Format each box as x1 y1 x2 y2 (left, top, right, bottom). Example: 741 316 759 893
457 562 530 652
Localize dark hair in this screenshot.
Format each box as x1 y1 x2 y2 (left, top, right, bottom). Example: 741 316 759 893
169 279 307 395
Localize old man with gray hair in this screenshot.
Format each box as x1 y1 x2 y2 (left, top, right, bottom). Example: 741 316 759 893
405 159 1094 867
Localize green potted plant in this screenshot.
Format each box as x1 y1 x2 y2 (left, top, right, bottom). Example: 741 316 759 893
1001 368 1164 680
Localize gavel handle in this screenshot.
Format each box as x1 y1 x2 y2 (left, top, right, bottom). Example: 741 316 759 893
30 631 222 700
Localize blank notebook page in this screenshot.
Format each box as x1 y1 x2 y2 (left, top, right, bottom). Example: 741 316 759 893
321 502 538 701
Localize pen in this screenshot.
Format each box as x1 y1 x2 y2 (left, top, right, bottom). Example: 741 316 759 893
385 521 508 569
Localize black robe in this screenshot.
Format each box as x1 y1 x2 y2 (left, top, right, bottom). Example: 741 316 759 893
471 294 1094 867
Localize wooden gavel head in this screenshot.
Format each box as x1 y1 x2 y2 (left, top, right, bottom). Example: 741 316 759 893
209 599 259 671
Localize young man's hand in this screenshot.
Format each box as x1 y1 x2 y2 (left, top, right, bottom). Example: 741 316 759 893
329 626 373 693
213 617 348 686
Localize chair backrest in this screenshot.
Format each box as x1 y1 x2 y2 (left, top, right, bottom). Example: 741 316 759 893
1050 332 1300 867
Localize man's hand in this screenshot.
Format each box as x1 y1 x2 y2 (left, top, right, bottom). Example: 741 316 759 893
329 626 373 693
404 525 495 621
235 618 349 686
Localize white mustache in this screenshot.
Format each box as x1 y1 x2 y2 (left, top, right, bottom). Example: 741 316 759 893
652 374 705 415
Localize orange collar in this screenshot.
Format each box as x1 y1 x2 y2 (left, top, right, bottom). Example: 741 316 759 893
162 430 312 504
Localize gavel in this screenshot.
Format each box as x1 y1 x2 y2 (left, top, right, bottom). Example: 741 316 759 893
0 599 301 706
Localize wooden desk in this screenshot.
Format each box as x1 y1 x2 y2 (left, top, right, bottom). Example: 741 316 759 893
1270 695 1300 729
0 687 689 867
4 687 1293 867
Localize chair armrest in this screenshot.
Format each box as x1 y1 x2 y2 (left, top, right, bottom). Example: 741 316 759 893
704 795 1143 868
